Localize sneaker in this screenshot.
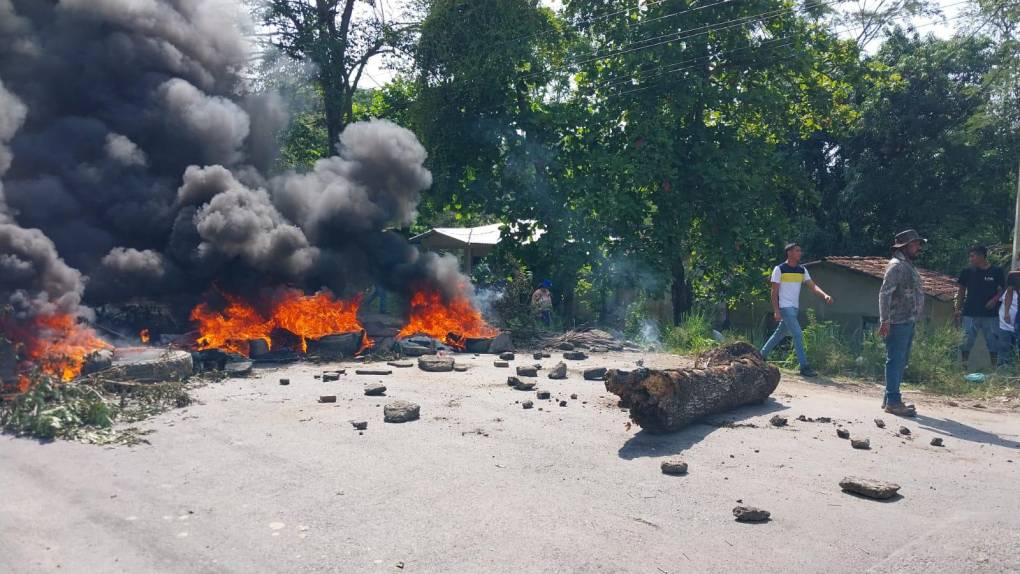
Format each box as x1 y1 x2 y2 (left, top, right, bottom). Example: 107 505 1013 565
800 367 819 377
884 403 917 417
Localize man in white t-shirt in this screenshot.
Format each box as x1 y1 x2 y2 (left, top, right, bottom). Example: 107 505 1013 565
998 271 1020 365
760 243 834 377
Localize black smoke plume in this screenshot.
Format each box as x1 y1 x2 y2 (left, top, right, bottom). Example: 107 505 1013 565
0 0 468 323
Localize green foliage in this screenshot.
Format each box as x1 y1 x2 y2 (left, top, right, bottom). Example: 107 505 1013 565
487 255 540 334
795 310 855 374
1 375 193 444
662 309 718 355
1 377 113 440
902 325 963 388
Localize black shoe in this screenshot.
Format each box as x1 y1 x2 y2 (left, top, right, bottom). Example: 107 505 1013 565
800 367 819 377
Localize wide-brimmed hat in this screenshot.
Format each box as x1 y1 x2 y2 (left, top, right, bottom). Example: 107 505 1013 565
892 229 927 249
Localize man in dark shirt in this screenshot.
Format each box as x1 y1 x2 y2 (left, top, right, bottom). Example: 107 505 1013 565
956 245 1005 368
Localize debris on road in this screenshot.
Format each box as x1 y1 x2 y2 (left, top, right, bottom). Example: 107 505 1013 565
898 426 911 436
558 400 567 407
387 361 413 368
508 377 535 391
583 367 607 381
733 506 770 523
930 437 944 447
418 356 454 372
874 418 886 428
318 395 337 403
364 383 386 396
605 343 781 433
522 400 534 409
536 390 551 400
453 364 468 372
356 369 392 376
322 371 343 382
547 362 567 379
836 428 850 439
499 352 515 361
494 361 509 368
279 378 290 386
770 415 788 427
516 366 538 377
839 476 901 500
563 351 588 361
660 459 688 476
851 438 871 450
351 420 368 430
570 393 578 399
383 400 420 423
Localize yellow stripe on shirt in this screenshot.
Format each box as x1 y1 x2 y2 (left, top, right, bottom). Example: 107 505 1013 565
780 273 805 283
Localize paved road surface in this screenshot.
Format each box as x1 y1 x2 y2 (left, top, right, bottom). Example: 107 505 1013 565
2 352 1018 573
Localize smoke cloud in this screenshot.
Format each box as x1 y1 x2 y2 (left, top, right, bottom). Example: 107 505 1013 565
0 0 471 322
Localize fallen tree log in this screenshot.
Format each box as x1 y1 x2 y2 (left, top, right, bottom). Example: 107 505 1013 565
604 342 780 433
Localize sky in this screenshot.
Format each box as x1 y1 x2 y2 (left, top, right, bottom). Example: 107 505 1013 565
361 0 969 87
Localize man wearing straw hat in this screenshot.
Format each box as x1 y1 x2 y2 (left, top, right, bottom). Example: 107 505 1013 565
877 230 926 417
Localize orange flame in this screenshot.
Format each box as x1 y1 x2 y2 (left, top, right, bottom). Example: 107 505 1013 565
190 289 368 356
397 286 499 348
1 313 112 386
140 328 150 344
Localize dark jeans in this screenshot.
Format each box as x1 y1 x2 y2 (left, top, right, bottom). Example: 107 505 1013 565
540 310 551 326
885 322 915 406
999 329 1017 366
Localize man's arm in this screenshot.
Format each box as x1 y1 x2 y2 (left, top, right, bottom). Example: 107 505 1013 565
955 286 966 319
770 282 780 322
878 265 900 337
805 281 833 304
1005 288 1014 325
986 268 1005 309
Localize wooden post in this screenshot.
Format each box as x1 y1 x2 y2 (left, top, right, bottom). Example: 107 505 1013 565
1013 157 1020 270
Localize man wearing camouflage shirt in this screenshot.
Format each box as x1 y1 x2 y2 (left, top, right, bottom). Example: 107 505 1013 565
878 229 926 417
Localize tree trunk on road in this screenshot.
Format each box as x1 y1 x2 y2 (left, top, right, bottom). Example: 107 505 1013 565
604 342 780 433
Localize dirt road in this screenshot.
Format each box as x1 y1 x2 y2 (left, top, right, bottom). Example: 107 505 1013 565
2 352 1018 573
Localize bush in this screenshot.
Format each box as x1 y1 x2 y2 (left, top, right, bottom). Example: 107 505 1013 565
798 310 854 374
662 309 718 355
902 324 961 388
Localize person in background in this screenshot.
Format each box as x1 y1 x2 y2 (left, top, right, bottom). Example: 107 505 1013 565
760 243 834 377
531 279 553 327
998 271 1020 366
878 230 926 417
955 245 1004 368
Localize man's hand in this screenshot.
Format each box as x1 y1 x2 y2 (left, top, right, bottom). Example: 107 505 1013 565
878 322 890 339
823 294 833 304
953 309 962 324
773 311 781 323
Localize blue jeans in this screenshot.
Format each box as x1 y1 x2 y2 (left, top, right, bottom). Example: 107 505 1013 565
761 307 808 368
998 329 1016 365
885 322 915 405
961 316 998 355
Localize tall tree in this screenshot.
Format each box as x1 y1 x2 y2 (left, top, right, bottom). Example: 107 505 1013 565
562 0 860 322
259 0 413 154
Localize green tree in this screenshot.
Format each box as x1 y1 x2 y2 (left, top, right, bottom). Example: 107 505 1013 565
258 0 414 154
561 0 861 323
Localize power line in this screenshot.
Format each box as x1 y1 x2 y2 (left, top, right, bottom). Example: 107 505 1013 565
512 0 847 84
602 6 977 102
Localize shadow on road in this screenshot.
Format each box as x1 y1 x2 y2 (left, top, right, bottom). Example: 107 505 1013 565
617 398 788 460
913 414 1020 449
